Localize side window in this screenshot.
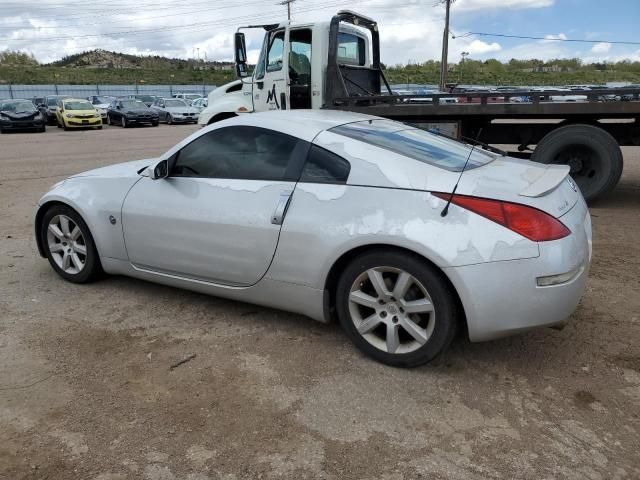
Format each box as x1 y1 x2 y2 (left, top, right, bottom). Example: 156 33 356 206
300 145 350 184
289 29 312 81
172 126 303 181
266 31 285 73
337 33 366 66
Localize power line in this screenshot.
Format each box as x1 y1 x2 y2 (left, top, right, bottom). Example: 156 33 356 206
461 32 640 46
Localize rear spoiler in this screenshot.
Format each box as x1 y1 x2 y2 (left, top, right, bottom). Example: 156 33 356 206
519 165 570 198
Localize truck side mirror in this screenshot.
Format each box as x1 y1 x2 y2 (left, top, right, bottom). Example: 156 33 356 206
234 32 248 78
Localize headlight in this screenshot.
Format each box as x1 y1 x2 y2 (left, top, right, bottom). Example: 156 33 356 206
66 113 74 118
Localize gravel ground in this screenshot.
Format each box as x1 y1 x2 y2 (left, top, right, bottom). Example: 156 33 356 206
1 124 639 480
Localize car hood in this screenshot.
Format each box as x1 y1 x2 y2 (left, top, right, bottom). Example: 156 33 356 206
70 158 157 179
164 106 199 114
124 109 156 115
1 110 39 119
95 103 110 109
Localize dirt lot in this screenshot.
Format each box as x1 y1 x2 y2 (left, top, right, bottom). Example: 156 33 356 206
1 124 639 480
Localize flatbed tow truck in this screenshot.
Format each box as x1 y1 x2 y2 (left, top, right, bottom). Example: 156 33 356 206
198 10 640 201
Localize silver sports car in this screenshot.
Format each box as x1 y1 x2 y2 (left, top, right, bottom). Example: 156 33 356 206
35 110 592 367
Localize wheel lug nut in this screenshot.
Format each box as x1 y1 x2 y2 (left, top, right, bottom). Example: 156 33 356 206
380 311 387 318
378 299 385 305
390 297 396 302
392 316 398 323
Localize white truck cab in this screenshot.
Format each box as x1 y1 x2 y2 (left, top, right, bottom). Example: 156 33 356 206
198 11 386 126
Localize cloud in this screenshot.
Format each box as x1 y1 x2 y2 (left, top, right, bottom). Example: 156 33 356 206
543 33 568 42
454 0 554 11
466 40 502 54
591 42 611 54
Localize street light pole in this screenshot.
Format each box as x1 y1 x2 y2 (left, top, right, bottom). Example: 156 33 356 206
439 0 453 91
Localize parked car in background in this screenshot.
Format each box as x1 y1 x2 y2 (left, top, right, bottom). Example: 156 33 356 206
34 110 591 367
32 96 45 107
190 97 208 111
107 98 159 127
151 98 199 124
42 95 71 125
173 93 203 105
0 98 46 133
87 95 116 121
129 95 158 107
55 98 102 130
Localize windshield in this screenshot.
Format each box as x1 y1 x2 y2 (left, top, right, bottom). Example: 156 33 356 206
330 120 495 172
64 101 94 111
121 100 146 109
1 101 36 112
95 96 114 104
47 96 68 106
164 99 187 107
136 95 155 103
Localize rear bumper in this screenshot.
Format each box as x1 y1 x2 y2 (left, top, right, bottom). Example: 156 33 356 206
445 196 592 342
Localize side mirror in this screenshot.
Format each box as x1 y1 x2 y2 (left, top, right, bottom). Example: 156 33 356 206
234 32 248 78
149 159 169 180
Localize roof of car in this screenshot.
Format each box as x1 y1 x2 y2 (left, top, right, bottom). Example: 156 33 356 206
219 109 381 142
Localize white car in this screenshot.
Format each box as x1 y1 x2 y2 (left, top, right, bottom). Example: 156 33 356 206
34 110 591 367
173 93 203 105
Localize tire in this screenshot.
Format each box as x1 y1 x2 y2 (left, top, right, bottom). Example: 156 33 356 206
40 204 102 284
335 250 459 368
96 125 102 130
0 127 4 134
39 125 46 133
152 121 159 127
106 114 111 125
531 124 623 202
167 114 173 125
121 117 128 128
63 122 70 131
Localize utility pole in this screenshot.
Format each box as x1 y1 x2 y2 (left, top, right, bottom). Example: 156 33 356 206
278 0 296 20
439 0 454 91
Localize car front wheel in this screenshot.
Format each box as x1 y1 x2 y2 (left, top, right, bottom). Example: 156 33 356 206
40 205 102 283
336 250 459 367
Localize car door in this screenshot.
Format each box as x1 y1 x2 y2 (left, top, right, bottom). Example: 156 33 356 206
253 29 288 112
121 125 308 286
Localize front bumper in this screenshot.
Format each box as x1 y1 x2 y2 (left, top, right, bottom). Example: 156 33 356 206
445 196 592 342
1 119 45 130
65 118 102 127
126 116 158 124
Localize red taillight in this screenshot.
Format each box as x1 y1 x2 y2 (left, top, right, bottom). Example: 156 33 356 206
433 193 571 242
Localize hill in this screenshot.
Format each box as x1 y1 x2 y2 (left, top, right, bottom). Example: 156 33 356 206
0 49 639 86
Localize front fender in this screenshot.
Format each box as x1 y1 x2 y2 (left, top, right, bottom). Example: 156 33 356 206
36 176 141 261
198 92 253 126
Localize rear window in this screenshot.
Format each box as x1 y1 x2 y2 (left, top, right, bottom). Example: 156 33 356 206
329 120 495 172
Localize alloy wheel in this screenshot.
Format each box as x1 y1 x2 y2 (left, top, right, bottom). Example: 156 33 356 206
348 267 436 354
46 214 87 274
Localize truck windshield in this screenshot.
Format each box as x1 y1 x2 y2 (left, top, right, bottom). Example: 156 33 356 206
329 120 495 172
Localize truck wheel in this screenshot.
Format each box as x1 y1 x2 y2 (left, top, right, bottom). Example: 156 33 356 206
531 124 623 202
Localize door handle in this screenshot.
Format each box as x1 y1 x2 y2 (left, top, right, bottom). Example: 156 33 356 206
271 191 293 225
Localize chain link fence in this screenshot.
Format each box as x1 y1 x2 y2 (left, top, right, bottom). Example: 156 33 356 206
0 84 218 100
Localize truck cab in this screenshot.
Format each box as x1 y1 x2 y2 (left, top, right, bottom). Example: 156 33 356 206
198 11 388 126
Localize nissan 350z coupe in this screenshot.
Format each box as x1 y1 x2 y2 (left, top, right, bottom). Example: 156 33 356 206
35 110 592 367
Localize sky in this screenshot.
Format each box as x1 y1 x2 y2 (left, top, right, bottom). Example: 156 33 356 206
1 0 639 65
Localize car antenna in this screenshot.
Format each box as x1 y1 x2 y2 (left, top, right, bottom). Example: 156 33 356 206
440 127 483 218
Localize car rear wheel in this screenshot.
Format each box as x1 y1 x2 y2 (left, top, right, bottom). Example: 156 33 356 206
336 250 459 367
40 205 102 283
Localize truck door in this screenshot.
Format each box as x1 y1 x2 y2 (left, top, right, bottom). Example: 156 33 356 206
288 28 312 109
253 29 288 112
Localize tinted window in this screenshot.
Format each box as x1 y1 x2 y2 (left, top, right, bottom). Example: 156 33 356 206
337 33 366 66
172 126 303 181
301 145 350 184
330 120 495 172
267 31 285 72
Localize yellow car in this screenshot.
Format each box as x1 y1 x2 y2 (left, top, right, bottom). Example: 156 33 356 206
56 98 102 130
